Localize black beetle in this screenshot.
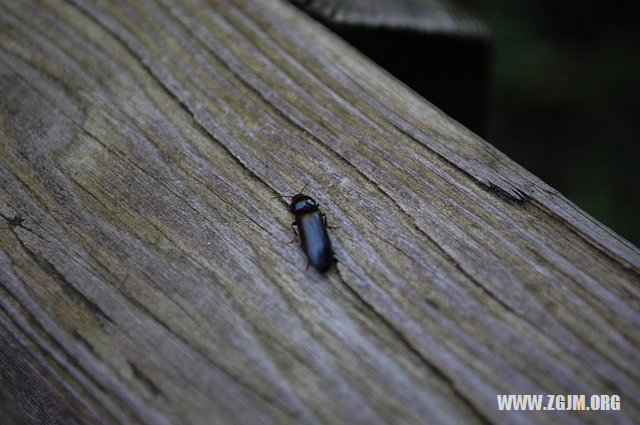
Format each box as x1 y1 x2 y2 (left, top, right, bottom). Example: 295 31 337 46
280 184 334 272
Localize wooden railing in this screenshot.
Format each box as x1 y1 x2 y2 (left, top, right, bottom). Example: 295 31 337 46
0 0 638 424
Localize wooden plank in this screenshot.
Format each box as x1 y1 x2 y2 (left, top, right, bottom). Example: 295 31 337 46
0 0 638 424
287 0 489 37
287 0 491 136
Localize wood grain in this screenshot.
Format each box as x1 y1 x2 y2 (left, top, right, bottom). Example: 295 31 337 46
0 0 638 424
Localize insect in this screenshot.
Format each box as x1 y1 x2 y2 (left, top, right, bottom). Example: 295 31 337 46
278 184 334 272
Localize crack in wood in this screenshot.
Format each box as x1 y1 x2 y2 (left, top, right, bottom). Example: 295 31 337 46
8 226 113 326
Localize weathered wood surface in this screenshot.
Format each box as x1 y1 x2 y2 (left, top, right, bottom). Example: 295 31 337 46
0 0 638 424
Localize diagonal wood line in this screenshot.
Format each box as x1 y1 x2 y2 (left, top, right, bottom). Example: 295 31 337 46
0 297 112 425
0 261 156 425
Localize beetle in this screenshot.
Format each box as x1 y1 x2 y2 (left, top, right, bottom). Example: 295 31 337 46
280 184 334 272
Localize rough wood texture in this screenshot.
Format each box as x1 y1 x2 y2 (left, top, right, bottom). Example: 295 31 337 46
0 1 638 424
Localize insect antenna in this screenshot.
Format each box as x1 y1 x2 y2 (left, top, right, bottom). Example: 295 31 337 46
270 182 309 199
296 182 309 195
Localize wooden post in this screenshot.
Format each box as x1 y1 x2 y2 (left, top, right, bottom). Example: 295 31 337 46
0 0 638 424
288 0 491 137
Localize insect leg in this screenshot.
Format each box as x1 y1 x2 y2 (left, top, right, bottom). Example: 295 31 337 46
287 221 299 243
322 213 340 230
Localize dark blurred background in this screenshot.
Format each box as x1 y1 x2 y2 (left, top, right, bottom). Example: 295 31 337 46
461 1 640 246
